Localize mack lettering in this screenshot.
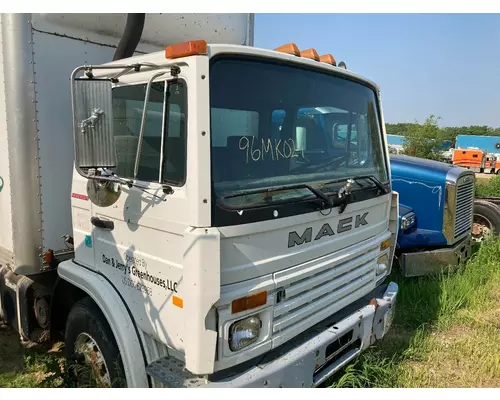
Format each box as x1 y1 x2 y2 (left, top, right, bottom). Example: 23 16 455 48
288 212 370 248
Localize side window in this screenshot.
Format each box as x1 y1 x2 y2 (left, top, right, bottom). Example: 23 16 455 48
112 82 165 182
162 81 187 185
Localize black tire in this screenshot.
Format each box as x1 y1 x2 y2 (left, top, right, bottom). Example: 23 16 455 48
65 297 126 388
473 200 500 241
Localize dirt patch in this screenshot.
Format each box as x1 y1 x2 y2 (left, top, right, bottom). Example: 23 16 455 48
0 321 25 374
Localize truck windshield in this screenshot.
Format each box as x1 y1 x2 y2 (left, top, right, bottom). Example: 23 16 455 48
209 56 388 211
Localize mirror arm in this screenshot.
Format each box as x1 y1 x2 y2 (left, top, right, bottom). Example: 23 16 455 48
133 71 167 180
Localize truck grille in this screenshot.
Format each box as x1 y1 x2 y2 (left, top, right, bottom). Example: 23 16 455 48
453 175 475 240
271 237 382 345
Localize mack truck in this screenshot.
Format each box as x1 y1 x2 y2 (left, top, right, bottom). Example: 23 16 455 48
0 13 399 388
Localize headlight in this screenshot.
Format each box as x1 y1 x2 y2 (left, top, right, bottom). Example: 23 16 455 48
229 315 261 352
376 254 389 276
401 212 416 230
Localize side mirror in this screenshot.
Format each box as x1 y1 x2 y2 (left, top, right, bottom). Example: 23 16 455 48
72 78 116 171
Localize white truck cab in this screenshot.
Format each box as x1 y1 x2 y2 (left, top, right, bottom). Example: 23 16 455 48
0 13 399 388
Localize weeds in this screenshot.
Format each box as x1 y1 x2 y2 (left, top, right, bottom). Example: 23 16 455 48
330 235 500 388
0 333 68 388
475 175 500 197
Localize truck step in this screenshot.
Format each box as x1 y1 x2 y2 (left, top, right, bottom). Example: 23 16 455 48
146 357 207 388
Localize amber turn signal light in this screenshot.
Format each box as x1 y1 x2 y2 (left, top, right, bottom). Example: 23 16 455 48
232 291 267 314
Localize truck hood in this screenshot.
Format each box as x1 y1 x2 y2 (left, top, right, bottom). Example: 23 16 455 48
389 155 467 242
390 154 456 184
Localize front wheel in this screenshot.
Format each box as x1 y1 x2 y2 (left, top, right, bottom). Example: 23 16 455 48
472 200 500 243
65 297 126 388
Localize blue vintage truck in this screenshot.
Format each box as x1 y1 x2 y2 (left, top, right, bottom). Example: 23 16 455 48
272 108 500 277
391 154 500 276
390 155 474 276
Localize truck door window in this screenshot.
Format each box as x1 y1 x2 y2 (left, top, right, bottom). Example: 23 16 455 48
111 80 187 186
162 81 187 186
112 82 165 182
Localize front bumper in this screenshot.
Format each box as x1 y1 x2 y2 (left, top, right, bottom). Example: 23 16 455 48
203 282 398 388
399 234 472 277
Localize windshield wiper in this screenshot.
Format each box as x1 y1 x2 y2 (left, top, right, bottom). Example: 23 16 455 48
350 175 389 194
319 175 388 214
321 175 388 195
221 183 333 209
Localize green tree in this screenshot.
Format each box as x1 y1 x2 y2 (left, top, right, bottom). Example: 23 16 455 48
402 115 445 160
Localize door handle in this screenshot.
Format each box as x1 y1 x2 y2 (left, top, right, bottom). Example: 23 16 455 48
90 217 114 231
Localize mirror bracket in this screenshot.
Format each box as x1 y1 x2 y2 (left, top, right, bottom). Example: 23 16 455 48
133 70 168 179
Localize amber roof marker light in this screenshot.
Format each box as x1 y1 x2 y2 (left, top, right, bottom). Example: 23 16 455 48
319 54 337 66
299 48 320 61
274 43 301 56
165 40 208 59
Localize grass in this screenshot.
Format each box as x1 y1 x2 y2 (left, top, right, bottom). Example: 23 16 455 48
0 326 68 388
475 175 500 197
329 236 500 388
0 326 117 388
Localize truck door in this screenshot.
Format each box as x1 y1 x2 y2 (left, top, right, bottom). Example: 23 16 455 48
88 76 189 349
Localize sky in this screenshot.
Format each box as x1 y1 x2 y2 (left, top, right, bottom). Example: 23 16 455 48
254 14 500 128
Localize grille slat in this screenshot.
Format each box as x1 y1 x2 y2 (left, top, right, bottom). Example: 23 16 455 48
274 262 374 320
453 176 474 240
272 249 377 334
273 271 374 333
275 250 376 307
269 234 389 348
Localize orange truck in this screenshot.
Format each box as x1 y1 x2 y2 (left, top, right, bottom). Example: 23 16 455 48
452 148 499 174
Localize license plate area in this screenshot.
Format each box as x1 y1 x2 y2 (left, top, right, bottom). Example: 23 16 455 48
383 304 395 336
314 329 359 375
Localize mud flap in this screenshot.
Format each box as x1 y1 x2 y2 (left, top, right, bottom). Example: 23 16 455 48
0 265 35 340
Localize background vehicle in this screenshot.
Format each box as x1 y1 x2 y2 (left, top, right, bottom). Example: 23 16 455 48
0 13 399 388
452 148 500 174
455 134 500 159
472 197 500 242
390 155 474 277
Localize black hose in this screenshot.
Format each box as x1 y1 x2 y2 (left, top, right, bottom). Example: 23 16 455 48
112 13 146 61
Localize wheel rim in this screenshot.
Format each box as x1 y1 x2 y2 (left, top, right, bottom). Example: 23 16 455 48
73 332 112 388
472 215 493 243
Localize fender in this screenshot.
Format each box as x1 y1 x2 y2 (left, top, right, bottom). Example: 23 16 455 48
57 260 149 388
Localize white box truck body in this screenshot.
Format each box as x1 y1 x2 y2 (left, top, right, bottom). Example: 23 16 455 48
0 13 399 388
